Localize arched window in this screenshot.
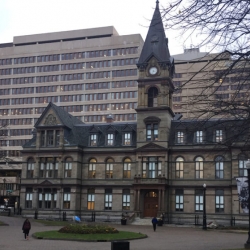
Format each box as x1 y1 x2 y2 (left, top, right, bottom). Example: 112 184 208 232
64 157 72 178
175 157 184 178
195 156 203 179
106 158 113 179
123 158 131 178
27 158 34 178
88 159 96 178
215 156 224 179
148 87 158 107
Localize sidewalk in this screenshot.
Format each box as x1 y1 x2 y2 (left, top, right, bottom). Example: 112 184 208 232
0 215 247 250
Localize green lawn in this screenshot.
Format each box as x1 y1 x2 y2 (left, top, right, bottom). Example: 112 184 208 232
33 230 147 241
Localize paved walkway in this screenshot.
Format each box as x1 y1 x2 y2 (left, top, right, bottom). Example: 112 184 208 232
0 215 248 250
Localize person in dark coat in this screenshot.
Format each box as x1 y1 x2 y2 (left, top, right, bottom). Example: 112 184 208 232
152 217 158 231
22 219 31 240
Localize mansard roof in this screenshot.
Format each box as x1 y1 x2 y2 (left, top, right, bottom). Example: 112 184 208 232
137 1 172 66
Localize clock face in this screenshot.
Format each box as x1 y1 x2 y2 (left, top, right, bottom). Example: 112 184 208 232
149 67 158 75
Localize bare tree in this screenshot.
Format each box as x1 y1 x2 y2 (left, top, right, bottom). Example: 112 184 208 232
161 0 250 150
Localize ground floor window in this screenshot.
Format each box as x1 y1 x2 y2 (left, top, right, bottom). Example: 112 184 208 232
87 189 95 210
105 189 112 210
122 189 130 210
63 188 71 209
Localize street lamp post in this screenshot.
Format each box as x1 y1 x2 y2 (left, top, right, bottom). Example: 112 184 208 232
244 160 250 248
203 183 207 230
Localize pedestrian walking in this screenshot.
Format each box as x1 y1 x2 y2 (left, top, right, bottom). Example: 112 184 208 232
152 216 158 231
22 218 31 240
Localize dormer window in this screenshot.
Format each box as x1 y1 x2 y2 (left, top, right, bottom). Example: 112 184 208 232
215 129 223 142
90 134 97 146
107 133 114 146
195 131 203 143
41 130 60 147
177 131 184 144
124 133 131 146
146 124 158 141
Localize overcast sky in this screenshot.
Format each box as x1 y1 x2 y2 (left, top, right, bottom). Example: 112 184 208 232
0 0 197 55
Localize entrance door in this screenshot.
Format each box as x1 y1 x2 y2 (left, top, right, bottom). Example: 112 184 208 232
144 191 158 217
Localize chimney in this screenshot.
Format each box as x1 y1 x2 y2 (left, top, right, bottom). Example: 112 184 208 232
106 114 114 123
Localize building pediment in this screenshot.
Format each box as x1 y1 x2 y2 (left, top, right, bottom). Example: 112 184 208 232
39 180 53 186
136 142 167 151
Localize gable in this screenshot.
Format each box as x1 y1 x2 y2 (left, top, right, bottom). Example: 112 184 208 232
136 142 167 151
37 109 63 127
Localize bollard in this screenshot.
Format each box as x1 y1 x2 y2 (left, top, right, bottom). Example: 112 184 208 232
111 241 129 250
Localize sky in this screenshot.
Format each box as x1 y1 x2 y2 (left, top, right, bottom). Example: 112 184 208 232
0 0 196 55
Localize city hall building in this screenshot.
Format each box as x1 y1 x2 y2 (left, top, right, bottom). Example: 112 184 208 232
20 2 248 225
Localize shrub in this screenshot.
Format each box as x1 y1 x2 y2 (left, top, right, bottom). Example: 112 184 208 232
58 224 119 234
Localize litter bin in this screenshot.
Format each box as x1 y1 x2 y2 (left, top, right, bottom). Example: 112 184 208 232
111 241 129 250
121 219 127 225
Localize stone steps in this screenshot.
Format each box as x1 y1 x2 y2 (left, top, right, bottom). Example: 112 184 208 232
131 217 152 225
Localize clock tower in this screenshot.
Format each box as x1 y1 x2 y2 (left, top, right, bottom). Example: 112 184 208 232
136 0 175 149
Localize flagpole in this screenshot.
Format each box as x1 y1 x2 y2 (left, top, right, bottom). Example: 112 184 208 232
244 159 250 248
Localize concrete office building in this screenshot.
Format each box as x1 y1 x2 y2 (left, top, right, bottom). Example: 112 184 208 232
0 26 143 207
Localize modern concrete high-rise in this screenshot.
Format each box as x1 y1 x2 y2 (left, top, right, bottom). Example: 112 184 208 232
0 26 143 206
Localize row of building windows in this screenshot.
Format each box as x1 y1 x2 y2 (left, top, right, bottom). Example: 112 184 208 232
24 187 130 210
176 130 223 144
176 189 224 213
0 118 33 126
0 129 32 137
0 139 29 146
38 65 60 72
13 67 35 74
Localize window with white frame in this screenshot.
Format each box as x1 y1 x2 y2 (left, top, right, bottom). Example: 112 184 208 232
177 131 184 143
142 157 162 178
87 189 95 210
38 192 42 208
195 157 204 179
195 189 203 212
146 124 158 141
122 189 130 210
175 157 184 178
215 189 224 212
123 158 131 178
107 133 114 146
63 188 71 209
26 188 33 208
90 134 97 146
39 157 59 178
215 129 223 142
64 158 72 178
27 158 34 178
196 131 203 143
215 156 224 179
124 132 131 145
105 189 112 210
44 193 51 209
175 189 183 211
88 159 96 178
239 157 248 176
105 158 113 178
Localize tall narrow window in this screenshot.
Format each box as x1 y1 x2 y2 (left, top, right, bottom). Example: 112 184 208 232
87 189 95 210
196 131 203 143
175 189 184 211
195 189 203 212
105 189 112 210
38 192 42 208
90 134 97 146
25 188 33 208
106 158 113 178
146 124 158 141
175 157 184 178
63 188 71 209
107 133 114 146
215 129 223 142
122 189 130 210
123 158 131 178
27 158 34 178
239 155 248 176
124 133 131 145
44 193 51 209
45 162 53 178
88 159 96 178
148 87 158 107
177 131 184 143
47 130 54 146
195 157 204 179
64 158 72 178
215 156 224 179
215 189 224 213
